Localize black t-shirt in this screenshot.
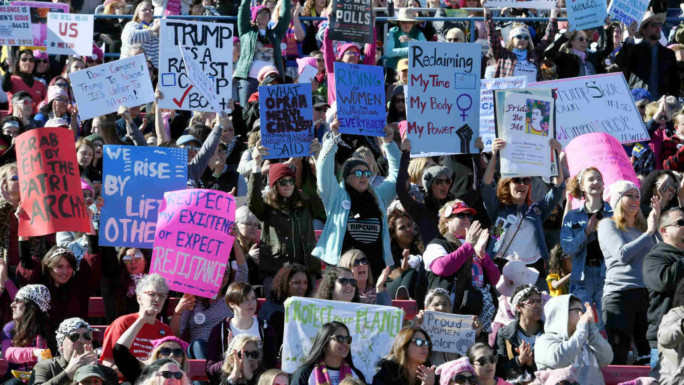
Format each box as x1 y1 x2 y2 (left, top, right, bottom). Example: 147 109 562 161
585 207 605 265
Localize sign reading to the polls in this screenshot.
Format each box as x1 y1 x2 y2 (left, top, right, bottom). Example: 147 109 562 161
529 73 649 147
407 41 481 157
282 297 403 381
100 146 187 249
335 62 385 136
329 0 372 43
483 0 556 9
159 20 233 112
151 189 236 298
70 55 155 121
16 127 90 236
566 0 607 31
0 5 32 46
179 45 222 113
46 12 93 56
607 0 648 26
259 84 314 159
12 1 69 46
423 311 475 355
480 77 527 152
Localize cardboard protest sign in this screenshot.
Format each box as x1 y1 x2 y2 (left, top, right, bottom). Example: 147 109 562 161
329 0 372 44
480 77 527 152
46 13 93 56
158 20 234 112
11 1 68 47
423 311 475 355
607 0 648 26
100 146 187 249
151 189 236 298
567 0 607 31
496 90 557 178
179 45 222 113
69 55 155 121
16 128 90 236
483 0 556 9
407 41 481 157
0 5 32 46
259 84 314 159
335 62 386 136
529 73 649 147
282 297 403 380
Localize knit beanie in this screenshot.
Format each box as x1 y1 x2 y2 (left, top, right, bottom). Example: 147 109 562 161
268 163 295 187
436 358 476 385
422 165 452 192
47 86 68 104
15 284 51 313
336 43 360 61
608 180 639 210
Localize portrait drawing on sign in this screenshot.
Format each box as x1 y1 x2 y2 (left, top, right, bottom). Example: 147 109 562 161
525 99 550 136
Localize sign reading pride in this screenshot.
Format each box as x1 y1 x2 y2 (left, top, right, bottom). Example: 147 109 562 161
423 311 475 355
151 189 236 298
607 0 648 26
483 0 556 9
100 146 187 249
70 54 155 121
480 77 527 152
159 20 234 112
259 84 314 159
0 5 32 46
11 1 68 46
282 297 403 381
407 41 481 157
567 0 607 31
46 12 93 56
335 62 386 136
16 127 90 236
529 73 649 147
329 0 372 43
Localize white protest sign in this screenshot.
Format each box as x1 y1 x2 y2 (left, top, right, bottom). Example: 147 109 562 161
158 20 233 112
180 45 222 113
607 0 648 26
566 0 607 31
484 0 556 9
0 5 32 46
70 54 155 121
282 297 403 381
529 73 649 147
480 77 527 152
46 12 93 56
298 64 318 84
423 311 475 355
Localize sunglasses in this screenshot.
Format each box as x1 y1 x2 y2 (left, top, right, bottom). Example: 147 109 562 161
574 36 586 42
20 57 35 62
512 177 531 185
333 335 353 344
55 83 69 88
434 178 452 186
344 51 360 57
395 98 406 104
411 338 431 348
122 252 144 263
451 374 477 384
68 331 93 342
473 355 498 366
337 277 357 287
87 59 103 64
9 175 18 181
353 257 368 266
159 347 184 357
184 145 199 152
158 371 184 380
664 219 684 228
277 177 295 186
17 99 33 106
35 59 48 64
237 350 260 359
53 97 68 103
514 34 530 41
454 213 473 221
352 170 372 179
314 107 327 112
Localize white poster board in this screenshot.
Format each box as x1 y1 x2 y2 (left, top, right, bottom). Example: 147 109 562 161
484 0 556 10
607 0 648 26
46 12 93 56
70 54 155 121
179 45 222 113
480 77 527 152
423 311 475 355
0 5 32 46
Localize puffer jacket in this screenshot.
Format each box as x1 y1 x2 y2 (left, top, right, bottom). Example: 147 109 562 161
658 306 684 385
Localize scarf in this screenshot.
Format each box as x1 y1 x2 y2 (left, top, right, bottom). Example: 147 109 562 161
512 48 528 62
571 48 586 63
313 360 353 385
344 184 382 220
444 232 463 249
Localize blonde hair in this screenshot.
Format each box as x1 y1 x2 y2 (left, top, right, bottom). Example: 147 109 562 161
352 147 379 175
221 335 260 374
132 1 153 23
644 101 659 121
437 199 466 235
408 157 435 185
610 196 647 232
338 249 375 287
0 162 17 183
144 341 189 371
257 369 288 385
505 22 535 53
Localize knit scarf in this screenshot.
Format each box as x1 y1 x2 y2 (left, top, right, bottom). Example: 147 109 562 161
571 48 587 63
313 360 353 385
444 232 463 248
512 48 528 62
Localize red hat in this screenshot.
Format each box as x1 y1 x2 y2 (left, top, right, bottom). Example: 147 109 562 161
269 163 295 187
442 201 476 218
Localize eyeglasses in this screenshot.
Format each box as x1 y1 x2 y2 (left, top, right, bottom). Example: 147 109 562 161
512 177 531 185
143 291 168 300
184 145 199 152
237 350 260 359
218 149 228 155
20 57 35 62
664 219 684 228
239 221 259 228
353 257 368 266
158 371 183 380
411 338 431 348
352 170 373 179
332 335 353 344
122 252 144 264
434 178 452 186
86 59 103 65
522 299 543 307
9 175 18 182
395 98 406 104
159 347 185 357
277 177 295 186
53 97 68 103
472 355 498 366
337 277 357 287
68 331 93 342
514 34 530 41
35 59 48 64
451 374 477 384
344 51 360 57
55 83 69 88
16 99 33 106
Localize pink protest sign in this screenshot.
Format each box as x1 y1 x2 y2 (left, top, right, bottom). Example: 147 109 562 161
565 133 639 206
151 189 236 298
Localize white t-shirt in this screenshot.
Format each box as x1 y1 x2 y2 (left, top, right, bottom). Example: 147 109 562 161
513 60 537 84
229 317 261 340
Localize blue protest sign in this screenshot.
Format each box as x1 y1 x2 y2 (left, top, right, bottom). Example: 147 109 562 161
335 62 386 136
567 0 607 31
99 146 187 248
259 84 314 159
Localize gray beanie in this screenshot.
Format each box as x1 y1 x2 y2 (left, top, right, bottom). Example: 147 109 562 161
422 165 452 192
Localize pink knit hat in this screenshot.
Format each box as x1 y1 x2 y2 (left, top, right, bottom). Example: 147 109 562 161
336 43 360 61
296 57 317 75
33 50 48 60
251 5 270 22
435 358 476 385
81 179 93 193
257 65 280 83
150 336 190 351
47 85 69 104
88 45 103 62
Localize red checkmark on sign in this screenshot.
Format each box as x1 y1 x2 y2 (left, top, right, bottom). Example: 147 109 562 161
173 85 193 108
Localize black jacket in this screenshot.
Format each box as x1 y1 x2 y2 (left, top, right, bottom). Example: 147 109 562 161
615 40 680 98
544 26 613 79
292 362 366 385
493 319 544 381
372 359 416 385
643 242 684 348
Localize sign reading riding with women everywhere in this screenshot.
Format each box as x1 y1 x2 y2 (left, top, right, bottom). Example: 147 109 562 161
407 41 481 157
158 19 234 113
259 84 314 159
151 189 236 298
46 12 93 56
335 62 386 136
0 5 33 46
282 297 404 381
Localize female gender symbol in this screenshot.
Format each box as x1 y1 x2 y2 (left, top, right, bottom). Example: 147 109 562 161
456 94 473 122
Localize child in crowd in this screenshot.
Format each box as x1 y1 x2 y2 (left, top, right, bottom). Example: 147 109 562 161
546 244 571 297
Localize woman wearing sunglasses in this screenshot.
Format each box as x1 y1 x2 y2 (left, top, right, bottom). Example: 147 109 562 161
291 322 365 385
435 357 478 385
373 326 435 385
465 343 511 385
1 49 46 115
314 266 390 305
220 335 263 385
101 247 150 322
137 358 191 385
544 18 614 79
114 331 190 384
338 249 380 304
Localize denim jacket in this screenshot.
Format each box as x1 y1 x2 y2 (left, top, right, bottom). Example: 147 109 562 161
561 202 613 284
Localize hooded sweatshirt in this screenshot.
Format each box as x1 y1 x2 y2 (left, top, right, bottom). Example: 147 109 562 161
534 295 613 385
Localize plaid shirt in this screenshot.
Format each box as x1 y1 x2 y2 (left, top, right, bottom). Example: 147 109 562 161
485 14 558 80
662 134 684 171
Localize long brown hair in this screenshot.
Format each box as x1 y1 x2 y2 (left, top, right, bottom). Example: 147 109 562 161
567 167 601 199
386 327 432 384
496 178 532 206
41 246 78 284
12 301 49 347
264 185 305 212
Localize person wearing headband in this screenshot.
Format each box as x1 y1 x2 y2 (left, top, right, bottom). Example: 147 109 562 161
1 117 23 138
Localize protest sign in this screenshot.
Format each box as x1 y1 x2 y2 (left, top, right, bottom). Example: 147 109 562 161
423 311 475 355
11 1 68 46
282 297 403 380
496 90 556 178
566 0 607 31
179 45 222 113
158 20 234 112
335 62 386 136
259 84 314 159
483 0 556 9
529 73 649 147
607 0 648 26
298 64 318 84
100 146 187 249
151 189 236 298
0 5 32 46
480 77 527 152
16 127 90 236
407 41 481 157
46 12 93 56
70 55 155 121
329 0 372 44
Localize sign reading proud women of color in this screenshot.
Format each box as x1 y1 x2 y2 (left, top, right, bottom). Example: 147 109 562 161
159 20 234 112
16 127 91 236
566 0 607 31
282 297 404 381
70 55 155 121
46 12 93 56
407 41 481 157
529 73 649 147
423 311 475 355
151 189 236 298
480 77 527 152
259 84 314 159
0 5 32 46
100 146 187 249
12 1 68 46
607 0 648 26
335 62 385 136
